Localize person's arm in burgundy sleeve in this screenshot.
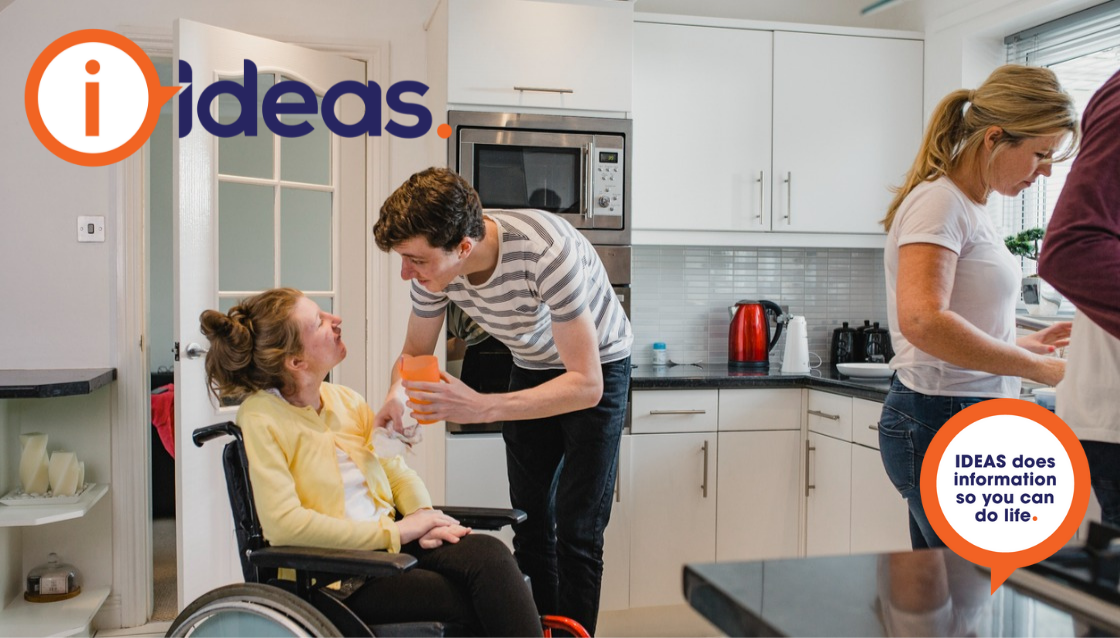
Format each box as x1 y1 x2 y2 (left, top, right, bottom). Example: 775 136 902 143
1039 69 1120 341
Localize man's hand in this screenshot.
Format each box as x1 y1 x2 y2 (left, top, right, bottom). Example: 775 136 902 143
417 524 472 549
402 372 494 425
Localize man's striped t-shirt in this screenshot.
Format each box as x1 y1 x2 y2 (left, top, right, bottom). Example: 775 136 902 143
411 209 633 370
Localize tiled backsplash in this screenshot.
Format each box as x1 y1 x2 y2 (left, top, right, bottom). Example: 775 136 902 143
630 246 889 367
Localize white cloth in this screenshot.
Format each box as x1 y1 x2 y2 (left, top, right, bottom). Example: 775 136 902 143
335 447 389 522
885 177 1022 398
1057 312 1120 443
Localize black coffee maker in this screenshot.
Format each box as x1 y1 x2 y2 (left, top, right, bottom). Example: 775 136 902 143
863 322 894 363
830 322 858 371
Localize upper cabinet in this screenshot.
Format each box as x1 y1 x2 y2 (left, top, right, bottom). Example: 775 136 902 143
440 0 633 113
633 18 924 244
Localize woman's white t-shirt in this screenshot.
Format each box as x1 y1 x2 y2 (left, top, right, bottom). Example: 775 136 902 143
885 177 1022 398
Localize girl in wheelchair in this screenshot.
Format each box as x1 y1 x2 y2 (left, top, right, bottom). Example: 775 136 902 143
199 287 543 636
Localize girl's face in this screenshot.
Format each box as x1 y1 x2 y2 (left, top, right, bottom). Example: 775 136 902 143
291 296 346 376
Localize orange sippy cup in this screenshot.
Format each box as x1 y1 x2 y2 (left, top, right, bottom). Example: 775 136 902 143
399 355 440 425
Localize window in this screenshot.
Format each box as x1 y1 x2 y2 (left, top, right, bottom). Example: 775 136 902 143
995 1 1120 280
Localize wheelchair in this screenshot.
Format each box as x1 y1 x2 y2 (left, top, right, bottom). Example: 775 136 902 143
168 422 588 637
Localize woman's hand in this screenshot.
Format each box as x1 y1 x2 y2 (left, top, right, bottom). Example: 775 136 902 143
1027 356 1066 388
395 508 460 545
402 372 495 425
1018 321 1072 354
417 524 472 549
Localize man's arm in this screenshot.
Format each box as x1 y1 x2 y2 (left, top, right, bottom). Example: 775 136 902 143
402 309 605 424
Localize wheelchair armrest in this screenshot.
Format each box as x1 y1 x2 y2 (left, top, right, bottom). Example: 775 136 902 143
194 421 242 447
249 545 418 579
433 506 527 530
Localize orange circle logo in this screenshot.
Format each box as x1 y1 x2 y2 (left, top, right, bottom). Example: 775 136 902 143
919 398 1090 592
25 30 180 167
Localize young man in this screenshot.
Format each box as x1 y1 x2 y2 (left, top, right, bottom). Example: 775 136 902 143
373 167 632 634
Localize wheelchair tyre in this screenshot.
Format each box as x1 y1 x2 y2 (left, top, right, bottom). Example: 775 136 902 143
166 583 342 637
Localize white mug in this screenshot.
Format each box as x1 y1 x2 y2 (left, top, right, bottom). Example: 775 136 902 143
782 316 810 374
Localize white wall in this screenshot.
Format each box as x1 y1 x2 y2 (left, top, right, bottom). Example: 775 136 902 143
0 0 438 370
922 0 1109 118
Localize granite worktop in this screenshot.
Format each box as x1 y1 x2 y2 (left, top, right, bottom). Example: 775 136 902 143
631 362 892 402
0 368 117 398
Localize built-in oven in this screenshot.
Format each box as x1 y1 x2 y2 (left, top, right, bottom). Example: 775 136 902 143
446 111 632 434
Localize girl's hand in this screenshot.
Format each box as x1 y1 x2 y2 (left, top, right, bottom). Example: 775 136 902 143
418 524 472 549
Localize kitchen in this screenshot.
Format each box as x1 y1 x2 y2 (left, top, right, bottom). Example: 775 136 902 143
0 0 1116 635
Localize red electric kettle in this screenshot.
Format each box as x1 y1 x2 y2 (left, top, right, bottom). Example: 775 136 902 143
728 300 785 368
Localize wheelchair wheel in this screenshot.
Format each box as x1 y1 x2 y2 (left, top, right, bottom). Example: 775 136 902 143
167 583 342 637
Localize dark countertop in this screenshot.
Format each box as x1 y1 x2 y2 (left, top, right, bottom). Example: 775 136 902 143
685 548 1120 637
0 368 117 398
631 363 892 401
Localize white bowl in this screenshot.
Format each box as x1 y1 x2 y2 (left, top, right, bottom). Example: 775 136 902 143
836 363 893 378
1031 387 1057 409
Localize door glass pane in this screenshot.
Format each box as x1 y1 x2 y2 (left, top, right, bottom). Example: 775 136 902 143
280 188 332 291
218 73 276 179
219 182 274 290
219 297 238 314
279 76 330 185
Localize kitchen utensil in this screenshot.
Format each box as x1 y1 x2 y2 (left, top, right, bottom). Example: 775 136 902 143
1031 386 1057 409
399 355 440 425
863 322 894 363
728 299 785 368
781 316 810 374
836 362 894 378
853 320 872 363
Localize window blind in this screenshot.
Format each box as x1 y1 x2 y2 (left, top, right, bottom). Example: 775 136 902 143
1006 0 1120 67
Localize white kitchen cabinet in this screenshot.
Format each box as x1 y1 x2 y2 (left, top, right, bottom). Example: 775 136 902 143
772 32 923 234
442 0 632 113
805 430 852 557
633 22 772 232
850 444 912 554
632 18 922 243
629 431 716 607
716 431 801 561
443 431 632 611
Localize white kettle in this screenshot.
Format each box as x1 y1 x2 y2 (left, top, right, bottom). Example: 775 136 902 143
781 315 810 374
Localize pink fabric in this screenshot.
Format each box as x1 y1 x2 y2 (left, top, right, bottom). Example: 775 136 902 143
151 384 175 459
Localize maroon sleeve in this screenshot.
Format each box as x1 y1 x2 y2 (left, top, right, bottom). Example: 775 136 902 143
1038 68 1120 340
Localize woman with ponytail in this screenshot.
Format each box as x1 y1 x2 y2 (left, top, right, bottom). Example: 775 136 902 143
878 65 1079 549
199 288 542 636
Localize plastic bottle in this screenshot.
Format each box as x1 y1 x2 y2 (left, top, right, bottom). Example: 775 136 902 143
652 342 669 366
399 355 440 424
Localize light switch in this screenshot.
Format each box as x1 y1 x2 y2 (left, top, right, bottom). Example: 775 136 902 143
78 216 105 243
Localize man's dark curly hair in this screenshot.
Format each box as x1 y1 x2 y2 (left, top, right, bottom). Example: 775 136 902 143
374 167 486 252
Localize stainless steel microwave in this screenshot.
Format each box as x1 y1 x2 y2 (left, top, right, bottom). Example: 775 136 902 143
447 111 631 246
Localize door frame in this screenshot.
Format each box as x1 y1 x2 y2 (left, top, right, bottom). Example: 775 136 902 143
111 27 391 628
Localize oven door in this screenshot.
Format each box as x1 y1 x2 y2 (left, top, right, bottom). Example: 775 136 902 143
459 128 621 231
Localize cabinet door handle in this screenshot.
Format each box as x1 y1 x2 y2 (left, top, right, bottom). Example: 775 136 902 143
756 170 764 224
805 440 816 497
513 86 574 94
648 409 707 415
783 172 793 224
868 424 879 431
701 440 710 499
615 447 621 503
807 409 840 421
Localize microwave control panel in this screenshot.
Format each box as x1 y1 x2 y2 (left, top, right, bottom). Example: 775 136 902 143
593 147 624 217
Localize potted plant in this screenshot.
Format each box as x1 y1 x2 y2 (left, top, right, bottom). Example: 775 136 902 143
1005 227 1058 315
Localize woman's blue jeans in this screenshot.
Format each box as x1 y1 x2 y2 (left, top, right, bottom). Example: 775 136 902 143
878 377 988 549
502 357 631 635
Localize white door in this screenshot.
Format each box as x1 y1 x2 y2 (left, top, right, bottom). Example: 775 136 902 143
850 444 912 554
174 19 367 607
805 432 852 557
629 432 716 608
716 431 801 561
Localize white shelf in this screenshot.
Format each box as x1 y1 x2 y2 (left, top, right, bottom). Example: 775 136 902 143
0 484 108 527
0 585 110 637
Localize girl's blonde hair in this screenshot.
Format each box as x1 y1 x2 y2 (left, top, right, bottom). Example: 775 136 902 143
882 64 1079 231
199 288 304 403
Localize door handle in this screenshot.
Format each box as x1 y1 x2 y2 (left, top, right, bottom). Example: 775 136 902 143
648 409 707 415
756 170 764 224
513 86 574 94
701 440 710 499
184 342 209 360
783 172 793 224
805 440 816 497
807 409 840 421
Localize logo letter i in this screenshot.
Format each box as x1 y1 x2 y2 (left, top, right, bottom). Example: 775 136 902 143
85 59 100 136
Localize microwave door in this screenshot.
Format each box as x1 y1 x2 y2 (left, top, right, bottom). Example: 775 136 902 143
459 129 596 230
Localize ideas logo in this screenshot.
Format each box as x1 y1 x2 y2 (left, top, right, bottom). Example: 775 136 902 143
26 30 443 168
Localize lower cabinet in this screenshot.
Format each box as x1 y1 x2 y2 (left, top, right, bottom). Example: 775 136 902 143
850 444 912 554
805 430 852 556
715 430 801 561
628 431 717 607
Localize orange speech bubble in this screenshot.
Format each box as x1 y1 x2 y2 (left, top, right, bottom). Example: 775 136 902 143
26 29 180 167
920 398 1090 593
